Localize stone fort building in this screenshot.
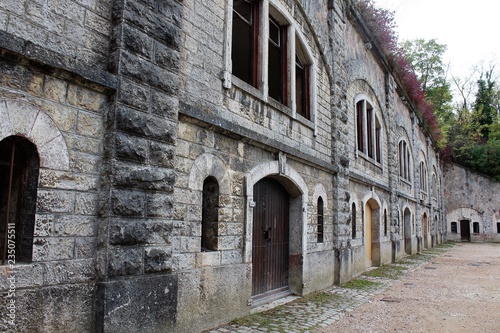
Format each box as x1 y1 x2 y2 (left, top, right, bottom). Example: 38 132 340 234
0 0 445 332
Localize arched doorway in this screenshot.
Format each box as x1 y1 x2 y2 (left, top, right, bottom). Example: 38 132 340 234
365 199 380 267
252 178 290 300
422 213 429 249
365 202 372 266
404 208 412 254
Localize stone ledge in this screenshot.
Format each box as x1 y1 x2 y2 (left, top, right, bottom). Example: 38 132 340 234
0 30 117 90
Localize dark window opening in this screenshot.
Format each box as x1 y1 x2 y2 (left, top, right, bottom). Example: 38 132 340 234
202 177 219 251
375 118 381 163
232 0 259 87
356 101 364 153
1 136 39 264
268 16 287 104
317 197 324 243
451 222 457 233
497 223 500 233
295 55 310 119
398 140 411 181
366 106 374 158
351 203 356 239
473 222 480 234
384 209 388 236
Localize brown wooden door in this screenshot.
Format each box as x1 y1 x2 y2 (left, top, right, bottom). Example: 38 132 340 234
252 178 289 296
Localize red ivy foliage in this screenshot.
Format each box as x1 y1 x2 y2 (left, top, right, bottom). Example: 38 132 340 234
355 0 442 143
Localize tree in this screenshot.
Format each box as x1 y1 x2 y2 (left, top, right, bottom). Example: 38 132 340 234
401 39 453 128
473 66 497 139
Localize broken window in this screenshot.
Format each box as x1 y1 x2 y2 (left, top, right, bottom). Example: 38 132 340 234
0 136 39 264
451 222 457 233
317 197 324 243
202 177 219 251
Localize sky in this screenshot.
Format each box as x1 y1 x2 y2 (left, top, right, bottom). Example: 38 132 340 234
373 0 500 80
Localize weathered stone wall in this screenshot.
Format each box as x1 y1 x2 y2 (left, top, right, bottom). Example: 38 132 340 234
0 0 113 69
444 163 500 242
0 0 448 332
0 51 110 332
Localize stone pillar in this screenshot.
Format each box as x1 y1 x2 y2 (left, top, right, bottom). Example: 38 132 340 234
96 1 183 332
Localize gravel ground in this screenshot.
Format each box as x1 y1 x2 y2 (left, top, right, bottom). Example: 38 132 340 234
316 242 500 333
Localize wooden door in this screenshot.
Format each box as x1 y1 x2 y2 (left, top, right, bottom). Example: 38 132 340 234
365 203 372 266
252 178 289 296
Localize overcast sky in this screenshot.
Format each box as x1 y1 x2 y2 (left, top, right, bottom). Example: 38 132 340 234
373 0 499 79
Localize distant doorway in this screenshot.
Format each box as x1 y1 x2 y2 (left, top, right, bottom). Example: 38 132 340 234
365 203 372 267
404 208 412 254
460 220 470 242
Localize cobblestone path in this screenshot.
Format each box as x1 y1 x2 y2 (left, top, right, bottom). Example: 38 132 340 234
204 245 453 333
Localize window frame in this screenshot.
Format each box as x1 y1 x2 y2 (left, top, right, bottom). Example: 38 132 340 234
355 97 382 164
226 1 316 125
398 139 412 183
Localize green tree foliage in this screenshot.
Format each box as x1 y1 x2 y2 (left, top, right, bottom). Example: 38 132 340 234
402 39 454 129
446 68 500 181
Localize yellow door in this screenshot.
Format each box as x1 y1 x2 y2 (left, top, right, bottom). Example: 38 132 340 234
365 203 372 267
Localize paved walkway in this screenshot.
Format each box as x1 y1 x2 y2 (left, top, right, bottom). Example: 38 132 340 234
204 244 453 333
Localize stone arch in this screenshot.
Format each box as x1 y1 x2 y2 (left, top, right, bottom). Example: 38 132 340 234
245 157 308 296
0 99 69 170
446 207 484 236
312 183 328 211
188 153 231 195
188 153 231 258
401 204 413 254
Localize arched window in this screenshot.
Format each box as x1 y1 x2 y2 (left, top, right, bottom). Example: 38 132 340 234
356 99 382 163
317 197 324 243
398 139 411 181
419 161 428 192
1 136 40 264
202 177 219 251
351 203 357 239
